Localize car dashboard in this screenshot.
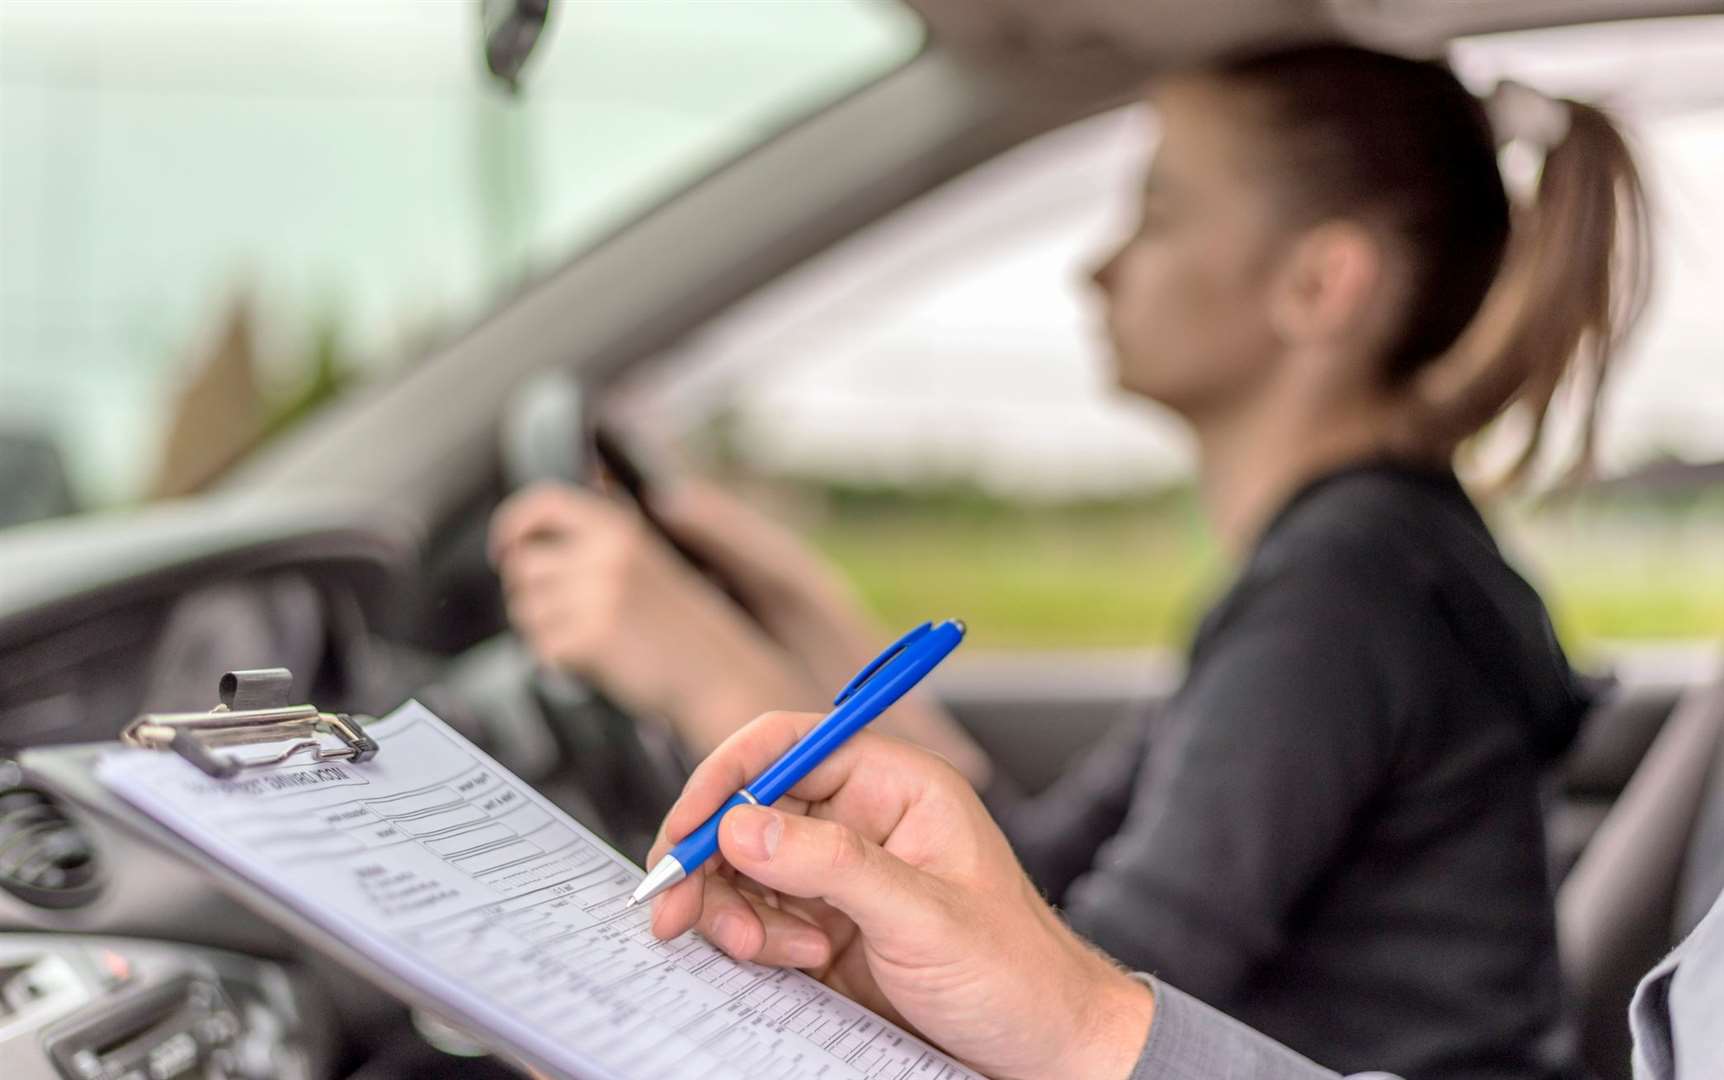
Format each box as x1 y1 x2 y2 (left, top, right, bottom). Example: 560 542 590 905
0 500 488 1080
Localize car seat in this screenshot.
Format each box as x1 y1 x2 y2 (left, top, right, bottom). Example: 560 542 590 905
1557 676 1724 1080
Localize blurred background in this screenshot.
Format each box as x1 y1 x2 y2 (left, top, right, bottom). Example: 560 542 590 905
3 1 1723 662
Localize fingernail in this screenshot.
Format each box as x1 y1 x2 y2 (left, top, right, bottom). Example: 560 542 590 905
728 806 782 861
785 934 828 968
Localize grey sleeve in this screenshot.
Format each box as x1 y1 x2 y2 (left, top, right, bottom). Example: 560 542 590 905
1631 948 1679 1080
1131 977 1397 1080
1630 883 1724 1080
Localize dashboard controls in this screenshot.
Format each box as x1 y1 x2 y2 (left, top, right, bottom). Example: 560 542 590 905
0 937 315 1080
45 973 232 1080
0 954 88 1029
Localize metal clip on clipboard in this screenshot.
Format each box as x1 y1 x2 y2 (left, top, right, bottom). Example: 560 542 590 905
121 668 379 780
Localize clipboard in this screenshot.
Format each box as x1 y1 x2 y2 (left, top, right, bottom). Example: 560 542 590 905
18 671 546 1075
22 670 985 1080
116 667 379 780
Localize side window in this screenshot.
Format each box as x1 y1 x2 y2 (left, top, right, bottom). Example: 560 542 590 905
1453 19 1724 661
621 22 1724 661
617 108 1225 653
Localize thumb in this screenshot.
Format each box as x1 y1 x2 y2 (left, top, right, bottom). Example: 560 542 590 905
718 805 946 943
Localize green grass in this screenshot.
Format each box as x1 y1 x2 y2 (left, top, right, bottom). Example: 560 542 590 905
799 492 1724 654
810 512 1223 650
1514 519 1724 655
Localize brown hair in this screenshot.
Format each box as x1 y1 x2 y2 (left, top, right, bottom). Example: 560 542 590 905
1208 44 1652 488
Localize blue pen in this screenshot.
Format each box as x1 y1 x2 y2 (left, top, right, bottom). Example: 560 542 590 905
628 618 966 907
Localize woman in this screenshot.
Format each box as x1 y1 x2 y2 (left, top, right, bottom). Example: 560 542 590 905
491 43 1649 1079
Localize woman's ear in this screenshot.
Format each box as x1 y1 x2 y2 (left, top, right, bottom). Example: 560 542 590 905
1266 222 1387 351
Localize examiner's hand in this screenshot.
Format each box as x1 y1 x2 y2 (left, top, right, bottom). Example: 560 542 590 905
646 712 1154 1080
488 484 819 751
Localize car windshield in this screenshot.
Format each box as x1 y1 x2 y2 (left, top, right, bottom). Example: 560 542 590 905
0 0 921 527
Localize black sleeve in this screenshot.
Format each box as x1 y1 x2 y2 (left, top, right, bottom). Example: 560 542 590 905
1059 560 1406 1004
986 716 1150 901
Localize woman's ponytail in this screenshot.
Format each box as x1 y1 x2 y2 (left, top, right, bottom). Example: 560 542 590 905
1210 47 1652 488
1415 87 1653 488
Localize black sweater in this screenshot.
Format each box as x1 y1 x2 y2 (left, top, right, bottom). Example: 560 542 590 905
992 464 1591 1080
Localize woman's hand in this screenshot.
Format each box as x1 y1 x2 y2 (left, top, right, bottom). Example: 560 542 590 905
488 483 820 753
646 711 1154 1080
652 481 882 686
654 482 993 785
493 480 991 784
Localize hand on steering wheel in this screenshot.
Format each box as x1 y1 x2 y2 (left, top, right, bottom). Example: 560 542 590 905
489 483 822 756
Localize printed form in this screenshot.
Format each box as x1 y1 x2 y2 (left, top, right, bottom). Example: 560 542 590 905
97 702 982 1080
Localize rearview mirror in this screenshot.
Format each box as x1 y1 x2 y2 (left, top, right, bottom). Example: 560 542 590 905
482 0 552 95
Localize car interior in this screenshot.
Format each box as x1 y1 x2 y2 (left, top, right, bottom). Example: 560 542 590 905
2 1 1722 1078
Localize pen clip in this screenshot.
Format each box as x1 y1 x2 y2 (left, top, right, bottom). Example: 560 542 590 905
834 622 933 707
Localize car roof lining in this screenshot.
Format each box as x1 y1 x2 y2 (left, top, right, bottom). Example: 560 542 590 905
903 0 1724 103
908 0 1724 57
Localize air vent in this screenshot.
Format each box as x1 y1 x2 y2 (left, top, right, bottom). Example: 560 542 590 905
0 766 101 909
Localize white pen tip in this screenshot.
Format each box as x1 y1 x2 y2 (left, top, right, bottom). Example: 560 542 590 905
631 856 687 908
